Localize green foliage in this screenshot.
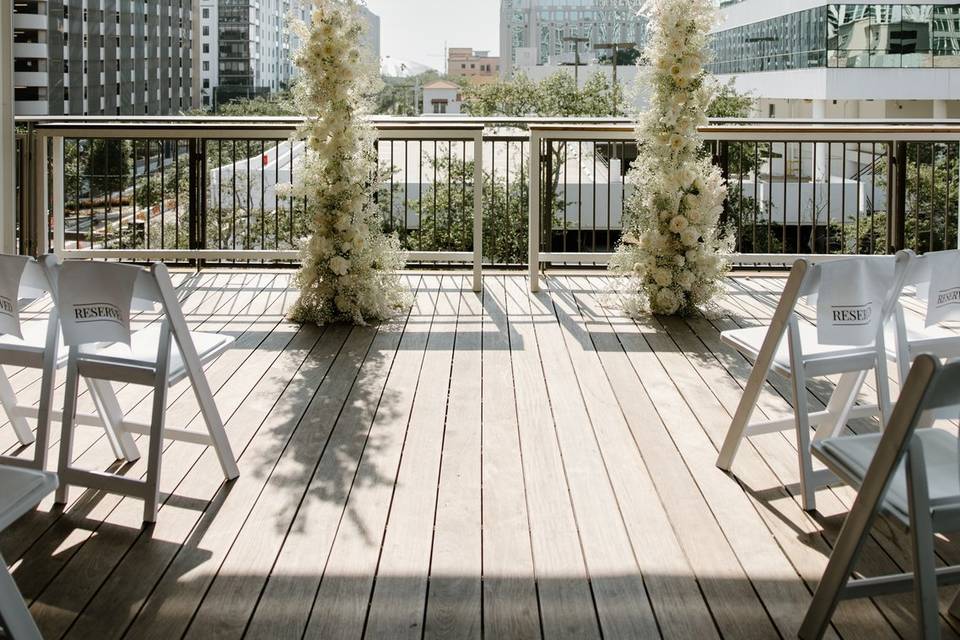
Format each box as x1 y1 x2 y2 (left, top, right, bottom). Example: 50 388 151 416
85 139 131 197
461 70 623 117
707 80 755 119
389 155 564 265
216 91 298 116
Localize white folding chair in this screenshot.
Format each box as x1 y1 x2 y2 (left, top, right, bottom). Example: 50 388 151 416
716 253 911 511
46 259 240 523
891 250 960 392
800 356 960 640
0 255 138 471
0 465 58 640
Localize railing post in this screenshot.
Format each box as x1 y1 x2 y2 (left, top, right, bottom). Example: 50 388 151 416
472 133 483 293
717 141 731 227
529 129 541 292
888 141 907 253
51 137 64 257
188 138 206 269
29 131 49 257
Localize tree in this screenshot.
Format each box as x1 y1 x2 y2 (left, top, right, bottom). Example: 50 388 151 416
86 139 131 199
216 91 299 117
461 70 621 117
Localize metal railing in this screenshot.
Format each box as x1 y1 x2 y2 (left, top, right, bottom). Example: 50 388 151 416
16 116 960 288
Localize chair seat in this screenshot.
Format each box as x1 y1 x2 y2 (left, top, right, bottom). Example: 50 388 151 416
902 315 960 360
814 428 960 529
0 465 58 531
0 319 61 367
721 323 879 378
78 326 233 386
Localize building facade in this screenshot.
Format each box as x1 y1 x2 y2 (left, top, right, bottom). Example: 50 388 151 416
499 0 647 76
421 80 463 115
201 1 379 109
447 48 502 85
709 1 960 119
13 0 195 116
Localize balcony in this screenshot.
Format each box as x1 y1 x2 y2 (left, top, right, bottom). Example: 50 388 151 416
2 116 960 638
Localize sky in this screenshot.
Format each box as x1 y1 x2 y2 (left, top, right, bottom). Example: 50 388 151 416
364 0 501 72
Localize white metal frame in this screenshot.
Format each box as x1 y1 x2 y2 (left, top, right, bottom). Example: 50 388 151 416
800 356 960 640
715 253 912 511
47 259 240 523
890 250 960 387
0 465 58 640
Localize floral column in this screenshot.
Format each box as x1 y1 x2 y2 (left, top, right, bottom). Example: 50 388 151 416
610 0 732 316
288 0 408 326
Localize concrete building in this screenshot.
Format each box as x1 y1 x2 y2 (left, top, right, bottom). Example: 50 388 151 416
447 48 501 85
709 1 960 120
201 1 380 109
13 0 195 116
421 80 463 115
499 0 647 78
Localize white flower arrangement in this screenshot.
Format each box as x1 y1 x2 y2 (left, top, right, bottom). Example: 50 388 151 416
286 0 409 326
610 0 733 316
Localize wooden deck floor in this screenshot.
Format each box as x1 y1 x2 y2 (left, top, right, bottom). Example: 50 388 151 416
2 271 959 640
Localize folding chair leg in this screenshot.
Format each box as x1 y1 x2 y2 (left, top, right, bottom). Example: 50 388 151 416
142 380 169 524
0 553 42 640
85 378 141 462
799 468 887 638
191 376 238 480
54 357 82 506
814 370 868 442
787 325 818 511
0 369 33 446
906 442 941 639
717 351 770 471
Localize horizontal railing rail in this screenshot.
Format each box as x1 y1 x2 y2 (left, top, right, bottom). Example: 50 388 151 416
16 117 960 285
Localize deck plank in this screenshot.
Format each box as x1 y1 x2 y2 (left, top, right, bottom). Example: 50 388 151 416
423 277 483 640
300 276 439 640
243 276 422 640
478 276 541 640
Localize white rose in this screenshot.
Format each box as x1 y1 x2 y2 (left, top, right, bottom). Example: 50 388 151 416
676 270 696 290
669 215 689 234
680 227 701 247
328 255 350 276
653 268 673 287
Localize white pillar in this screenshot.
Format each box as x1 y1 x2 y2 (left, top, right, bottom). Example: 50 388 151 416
0 2 16 254
813 100 829 182
934 99 948 120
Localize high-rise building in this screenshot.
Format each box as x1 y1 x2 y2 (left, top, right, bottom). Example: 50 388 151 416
709 2 960 120
201 1 380 109
499 0 647 76
13 0 196 116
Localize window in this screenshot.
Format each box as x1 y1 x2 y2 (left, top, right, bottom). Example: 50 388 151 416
433 101 447 114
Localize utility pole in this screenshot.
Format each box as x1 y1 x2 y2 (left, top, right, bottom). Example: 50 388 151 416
561 36 589 87
593 41 635 114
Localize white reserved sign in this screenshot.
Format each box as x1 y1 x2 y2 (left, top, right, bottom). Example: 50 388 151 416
815 258 895 346
0 256 29 338
58 262 139 347
923 251 960 327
